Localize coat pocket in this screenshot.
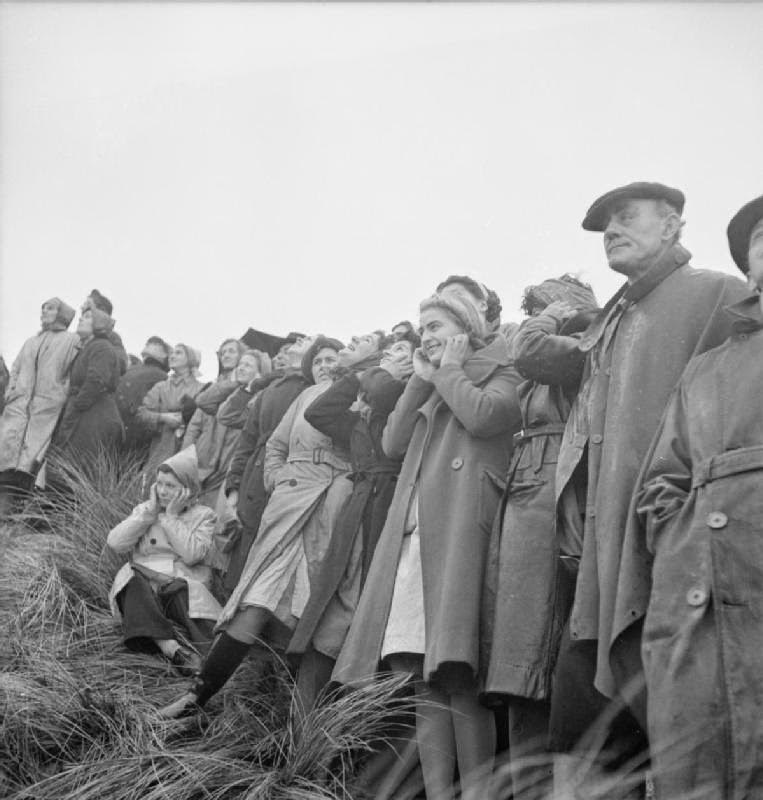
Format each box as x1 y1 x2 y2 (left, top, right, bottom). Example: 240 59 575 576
478 468 507 536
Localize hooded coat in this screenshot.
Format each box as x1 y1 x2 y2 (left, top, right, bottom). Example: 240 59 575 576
215 381 352 632
553 245 748 700
333 336 521 689
0 328 79 474
55 333 124 457
636 295 763 800
107 447 221 622
287 368 406 660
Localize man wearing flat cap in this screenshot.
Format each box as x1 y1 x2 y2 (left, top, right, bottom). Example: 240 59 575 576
548 182 747 758
630 194 763 797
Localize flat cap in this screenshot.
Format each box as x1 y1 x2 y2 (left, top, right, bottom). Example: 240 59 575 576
582 181 685 232
727 194 763 274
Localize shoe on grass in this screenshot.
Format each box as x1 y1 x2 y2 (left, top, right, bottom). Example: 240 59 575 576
170 647 202 677
157 690 202 720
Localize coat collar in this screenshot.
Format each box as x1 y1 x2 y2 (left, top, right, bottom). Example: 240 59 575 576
462 334 512 384
417 335 511 421
579 243 692 352
724 292 763 334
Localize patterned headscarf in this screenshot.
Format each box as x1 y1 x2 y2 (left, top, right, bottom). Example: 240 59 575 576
520 275 598 316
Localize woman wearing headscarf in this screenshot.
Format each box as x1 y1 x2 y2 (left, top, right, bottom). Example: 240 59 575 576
107 446 221 674
182 337 246 509
481 275 599 799
53 306 124 465
333 289 522 800
159 336 350 718
136 344 205 471
0 298 79 510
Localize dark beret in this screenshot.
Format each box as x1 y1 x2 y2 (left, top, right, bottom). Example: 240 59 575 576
727 194 763 275
582 182 685 232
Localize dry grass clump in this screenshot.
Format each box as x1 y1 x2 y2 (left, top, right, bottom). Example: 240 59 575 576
0 452 417 800
0 449 669 799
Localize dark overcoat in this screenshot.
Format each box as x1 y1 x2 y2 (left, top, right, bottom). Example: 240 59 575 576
115 358 168 451
483 310 585 701
554 245 748 699
56 334 123 458
333 337 521 689
288 368 405 659
636 295 763 799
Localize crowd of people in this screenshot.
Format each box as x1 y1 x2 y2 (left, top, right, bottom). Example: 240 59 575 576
1 181 762 800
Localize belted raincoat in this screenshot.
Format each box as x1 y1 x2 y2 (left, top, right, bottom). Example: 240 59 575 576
215 382 352 631
636 294 763 800
483 309 588 701
288 368 405 660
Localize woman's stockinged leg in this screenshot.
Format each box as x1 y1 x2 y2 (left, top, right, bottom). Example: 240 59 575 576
415 680 457 800
451 690 496 800
158 605 271 718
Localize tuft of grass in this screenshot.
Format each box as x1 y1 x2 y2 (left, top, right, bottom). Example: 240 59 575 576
0 448 696 800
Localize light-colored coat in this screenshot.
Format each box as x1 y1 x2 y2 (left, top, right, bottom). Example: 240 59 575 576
637 295 763 799
107 448 221 622
333 336 521 688
137 373 205 469
182 378 242 507
216 382 352 631
0 330 79 473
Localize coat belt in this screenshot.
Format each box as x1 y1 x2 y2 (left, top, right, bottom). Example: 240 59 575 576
513 422 567 444
288 448 350 471
692 444 763 489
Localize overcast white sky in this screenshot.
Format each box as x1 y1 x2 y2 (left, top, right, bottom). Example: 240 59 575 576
1 2 761 379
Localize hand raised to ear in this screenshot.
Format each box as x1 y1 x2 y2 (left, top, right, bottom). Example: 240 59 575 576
146 483 160 515
440 334 470 368
166 487 190 517
412 347 436 382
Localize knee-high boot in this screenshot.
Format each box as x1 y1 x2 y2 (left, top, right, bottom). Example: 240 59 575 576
159 632 250 718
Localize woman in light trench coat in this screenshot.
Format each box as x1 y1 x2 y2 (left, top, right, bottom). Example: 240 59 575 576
333 290 522 800
0 298 79 510
159 336 351 718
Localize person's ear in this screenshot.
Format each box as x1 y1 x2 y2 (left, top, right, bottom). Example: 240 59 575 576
662 213 682 241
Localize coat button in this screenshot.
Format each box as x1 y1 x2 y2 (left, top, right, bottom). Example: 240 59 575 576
149 538 157 545
451 457 463 470
686 587 707 607
591 434 603 444
289 478 298 486
706 511 728 529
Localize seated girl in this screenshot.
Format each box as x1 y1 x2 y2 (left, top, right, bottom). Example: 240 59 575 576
107 446 222 674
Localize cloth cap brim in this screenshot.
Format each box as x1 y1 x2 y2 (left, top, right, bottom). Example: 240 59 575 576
582 181 685 232
727 194 763 274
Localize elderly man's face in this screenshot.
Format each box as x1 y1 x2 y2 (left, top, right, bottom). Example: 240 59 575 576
603 199 676 279
747 218 763 290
